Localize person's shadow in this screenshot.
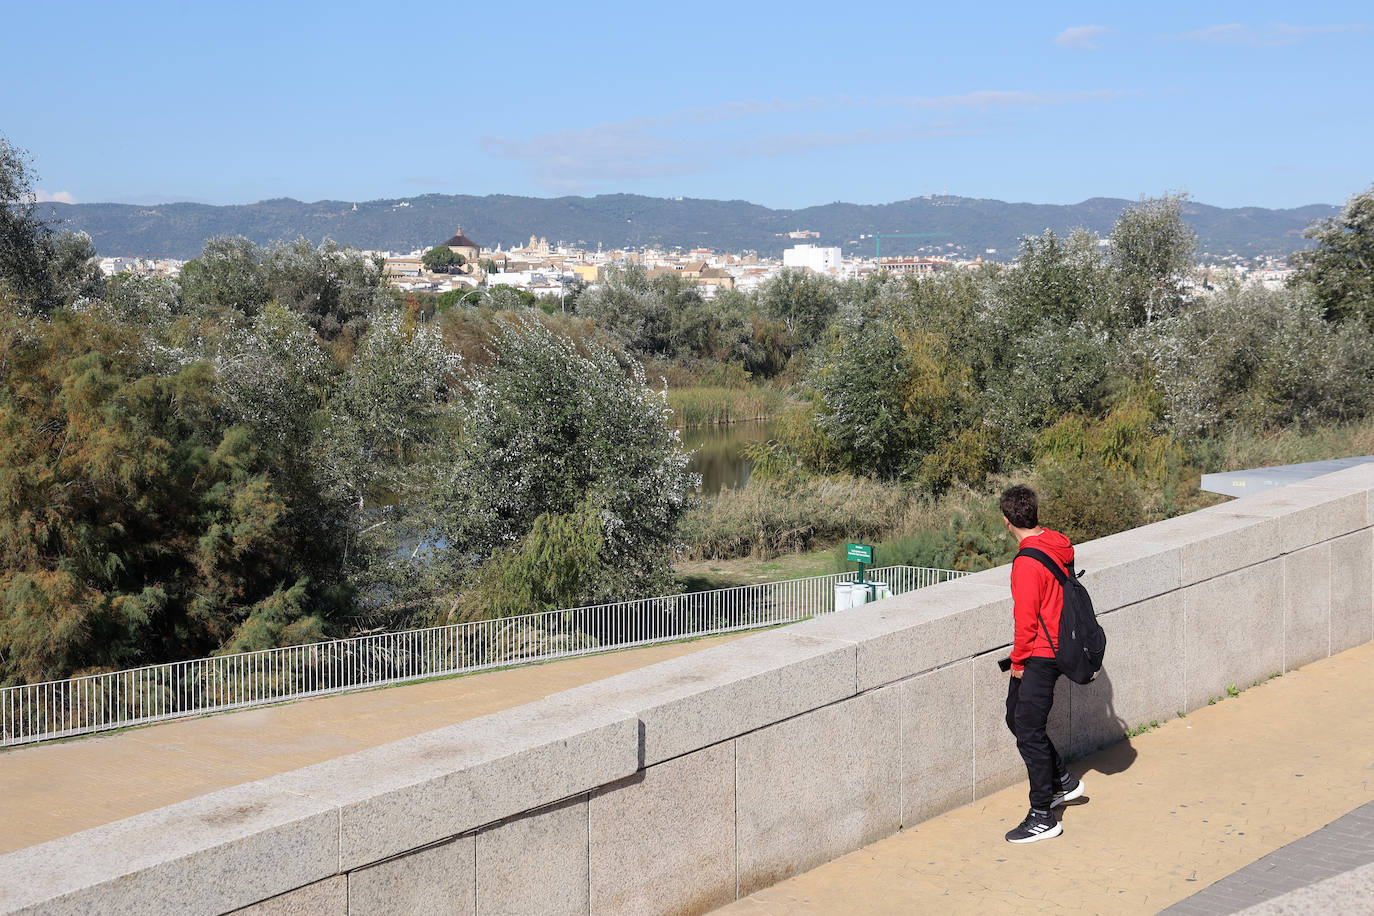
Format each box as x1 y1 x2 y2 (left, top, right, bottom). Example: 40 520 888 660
1056 668 1139 820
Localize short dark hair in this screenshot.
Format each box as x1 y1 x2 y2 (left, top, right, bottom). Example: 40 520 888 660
1000 485 1039 529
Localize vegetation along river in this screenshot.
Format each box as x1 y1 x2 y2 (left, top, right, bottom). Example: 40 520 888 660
682 419 779 496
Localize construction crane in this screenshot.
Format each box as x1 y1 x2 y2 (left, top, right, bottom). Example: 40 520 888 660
858 232 949 261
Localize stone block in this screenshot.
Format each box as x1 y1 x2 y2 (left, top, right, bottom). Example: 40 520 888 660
796 577 1009 691
1116 506 1283 586
901 660 975 826
735 687 900 897
1222 485 1368 554
588 742 735 916
1284 543 1331 670
1293 462 1374 525
347 837 473 916
1071 531 1182 613
1069 592 1185 758
1183 560 1284 710
1329 529 1374 654
555 629 855 767
476 797 587 916
264 696 637 870
972 652 1070 800
0 782 338 916
230 877 347 915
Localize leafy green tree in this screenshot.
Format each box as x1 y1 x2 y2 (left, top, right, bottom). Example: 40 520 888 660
453 497 603 620
1292 184 1374 325
0 137 55 313
811 320 919 479
1106 194 1197 327
47 231 104 304
1144 284 1374 435
0 310 334 682
995 228 1113 329
760 268 839 341
422 246 465 274
179 236 270 318
486 284 537 310
263 238 388 346
182 236 390 347
436 316 695 610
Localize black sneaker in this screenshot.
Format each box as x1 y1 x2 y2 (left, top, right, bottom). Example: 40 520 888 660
1005 808 1062 844
1052 775 1085 807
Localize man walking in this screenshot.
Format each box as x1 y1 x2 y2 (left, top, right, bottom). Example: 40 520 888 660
1000 485 1085 843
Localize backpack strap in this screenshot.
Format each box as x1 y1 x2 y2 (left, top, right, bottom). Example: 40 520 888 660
1016 547 1068 583
1014 547 1071 654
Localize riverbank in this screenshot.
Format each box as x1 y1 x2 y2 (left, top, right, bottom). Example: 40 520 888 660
674 546 838 592
666 385 788 428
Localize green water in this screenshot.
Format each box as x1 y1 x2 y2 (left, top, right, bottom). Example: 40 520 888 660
682 419 779 495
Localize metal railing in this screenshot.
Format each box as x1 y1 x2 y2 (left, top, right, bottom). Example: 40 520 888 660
0 565 966 747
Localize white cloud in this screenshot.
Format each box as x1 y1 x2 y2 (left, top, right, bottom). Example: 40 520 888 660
1055 25 1109 50
1175 22 1366 46
33 189 78 204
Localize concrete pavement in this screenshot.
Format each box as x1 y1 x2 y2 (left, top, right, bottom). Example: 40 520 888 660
0 634 745 855
719 641 1374 916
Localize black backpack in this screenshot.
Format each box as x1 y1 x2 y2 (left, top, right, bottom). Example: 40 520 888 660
1016 547 1107 685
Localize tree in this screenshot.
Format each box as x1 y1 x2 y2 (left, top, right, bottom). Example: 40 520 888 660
1106 194 1197 327
179 236 269 318
0 309 335 682
811 320 919 480
422 246 466 274
436 316 695 611
759 268 839 341
262 238 389 346
0 137 54 313
1292 184 1374 325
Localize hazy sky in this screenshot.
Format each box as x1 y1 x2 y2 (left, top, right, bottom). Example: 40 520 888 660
4 1 1370 209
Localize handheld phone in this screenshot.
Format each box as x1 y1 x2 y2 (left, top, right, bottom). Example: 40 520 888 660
997 657 1012 672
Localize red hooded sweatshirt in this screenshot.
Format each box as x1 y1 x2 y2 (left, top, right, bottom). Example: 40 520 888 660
1009 529 1075 672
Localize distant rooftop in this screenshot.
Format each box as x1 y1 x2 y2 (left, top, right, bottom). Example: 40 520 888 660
1201 456 1374 498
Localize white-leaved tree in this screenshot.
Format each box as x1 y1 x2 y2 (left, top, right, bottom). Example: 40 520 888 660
436 315 696 618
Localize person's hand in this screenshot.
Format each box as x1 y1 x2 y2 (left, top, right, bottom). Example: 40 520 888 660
1010 668 1023 678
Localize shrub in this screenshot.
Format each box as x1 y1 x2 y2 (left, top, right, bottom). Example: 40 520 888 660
679 475 915 560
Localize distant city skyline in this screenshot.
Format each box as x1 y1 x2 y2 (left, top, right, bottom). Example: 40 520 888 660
4 0 1370 211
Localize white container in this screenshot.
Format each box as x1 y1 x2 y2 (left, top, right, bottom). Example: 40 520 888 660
849 582 869 608
867 581 891 602
833 582 854 611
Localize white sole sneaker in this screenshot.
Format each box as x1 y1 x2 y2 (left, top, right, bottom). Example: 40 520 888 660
1006 820 1063 844
1052 778 1085 807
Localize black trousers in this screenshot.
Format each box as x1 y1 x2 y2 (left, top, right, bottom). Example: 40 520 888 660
1005 657 1068 810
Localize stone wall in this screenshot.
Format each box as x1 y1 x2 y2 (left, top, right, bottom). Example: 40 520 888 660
2 466 1371 915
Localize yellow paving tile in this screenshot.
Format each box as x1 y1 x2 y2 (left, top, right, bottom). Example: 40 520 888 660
719 641 1374 916
0 635 745 854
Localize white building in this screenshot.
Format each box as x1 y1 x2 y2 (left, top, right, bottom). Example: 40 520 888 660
782 244 842 274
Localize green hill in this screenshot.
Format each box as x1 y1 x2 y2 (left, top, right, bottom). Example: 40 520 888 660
37 192 1335 261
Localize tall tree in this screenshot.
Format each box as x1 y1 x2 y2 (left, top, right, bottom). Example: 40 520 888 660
1107 194 1197 327
437 316 695 612
1292 184 1374 325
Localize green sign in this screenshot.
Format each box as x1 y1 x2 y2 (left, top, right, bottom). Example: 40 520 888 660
846 543 874 564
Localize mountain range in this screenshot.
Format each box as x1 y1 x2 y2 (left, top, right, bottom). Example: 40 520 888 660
38 193 1336 262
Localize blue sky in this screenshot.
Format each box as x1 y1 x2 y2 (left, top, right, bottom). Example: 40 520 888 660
4 1 1370 209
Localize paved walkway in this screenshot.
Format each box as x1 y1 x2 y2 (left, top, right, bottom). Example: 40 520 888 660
0 635 744 855
719 641 1374 916
1164 799 1374 914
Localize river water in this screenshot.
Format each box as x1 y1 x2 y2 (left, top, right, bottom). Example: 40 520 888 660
681 419 779 496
